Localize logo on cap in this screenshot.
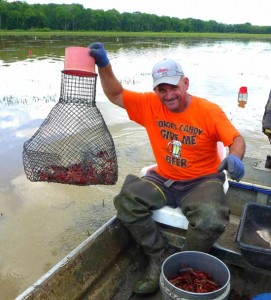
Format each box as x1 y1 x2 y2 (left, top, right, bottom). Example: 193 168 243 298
157 67 169 73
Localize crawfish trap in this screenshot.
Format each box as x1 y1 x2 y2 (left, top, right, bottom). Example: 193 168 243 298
23 47 118 185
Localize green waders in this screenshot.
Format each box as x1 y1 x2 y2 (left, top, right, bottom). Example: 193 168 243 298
181 180 230 252
114 174 167 295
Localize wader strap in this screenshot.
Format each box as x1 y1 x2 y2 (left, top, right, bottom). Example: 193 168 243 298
164 179 175 187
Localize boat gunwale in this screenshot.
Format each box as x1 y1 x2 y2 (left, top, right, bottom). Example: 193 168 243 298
15 216 117 300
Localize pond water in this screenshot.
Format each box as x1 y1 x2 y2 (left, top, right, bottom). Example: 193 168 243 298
0 35 270 299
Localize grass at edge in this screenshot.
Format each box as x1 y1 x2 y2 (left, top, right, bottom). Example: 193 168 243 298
0 30 271 40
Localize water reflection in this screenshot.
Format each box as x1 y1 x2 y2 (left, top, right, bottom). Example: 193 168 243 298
1 35 262 64
0 35 271 299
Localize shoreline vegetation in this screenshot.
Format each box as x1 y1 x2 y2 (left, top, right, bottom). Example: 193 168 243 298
0 30 271 40
1 2 270 35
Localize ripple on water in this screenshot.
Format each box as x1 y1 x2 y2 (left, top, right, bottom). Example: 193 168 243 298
0 184 11 193
15 187 29 208
0 267 28 299
50 201 74 210
7 269 27 281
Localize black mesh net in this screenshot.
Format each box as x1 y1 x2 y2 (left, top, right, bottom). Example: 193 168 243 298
23 72 118 185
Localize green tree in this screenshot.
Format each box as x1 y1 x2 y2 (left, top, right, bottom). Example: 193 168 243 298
121 12 136 31
1 1 270 33
67 4 85 30
54 5 72 30
24 5 45 29
103 9 121 31
0 0 8 29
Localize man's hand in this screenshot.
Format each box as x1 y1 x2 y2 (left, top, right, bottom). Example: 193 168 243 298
218 154 245 181
89 42 109 68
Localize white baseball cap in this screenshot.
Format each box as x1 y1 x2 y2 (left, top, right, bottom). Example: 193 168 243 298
152 58 184 89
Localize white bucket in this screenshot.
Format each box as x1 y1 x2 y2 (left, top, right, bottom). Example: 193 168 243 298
160 251 231 300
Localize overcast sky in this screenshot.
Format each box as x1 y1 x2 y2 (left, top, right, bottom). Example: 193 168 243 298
7 0 271 26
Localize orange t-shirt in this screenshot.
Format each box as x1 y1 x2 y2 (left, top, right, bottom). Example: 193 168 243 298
123 89 240 180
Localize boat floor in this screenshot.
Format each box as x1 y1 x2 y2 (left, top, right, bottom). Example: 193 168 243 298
129 156 271 299
120 259 271 300
129 258 271 300
114 214 271 300
16 156 271 300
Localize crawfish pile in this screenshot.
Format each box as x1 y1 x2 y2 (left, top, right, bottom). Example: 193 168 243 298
169 267 220 293
39 161 115 185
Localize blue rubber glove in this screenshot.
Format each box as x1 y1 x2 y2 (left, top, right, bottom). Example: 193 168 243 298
217 154 245 181
252 294 271 300
88 42 109 68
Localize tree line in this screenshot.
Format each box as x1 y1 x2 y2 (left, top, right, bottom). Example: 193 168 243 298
0 0 270 34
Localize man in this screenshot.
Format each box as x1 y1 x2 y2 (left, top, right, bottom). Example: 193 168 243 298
89 42 246 295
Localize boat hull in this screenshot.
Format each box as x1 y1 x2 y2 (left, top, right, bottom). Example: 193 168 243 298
16 156 271 299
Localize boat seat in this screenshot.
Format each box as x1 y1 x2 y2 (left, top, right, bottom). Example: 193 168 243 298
139 142 228 230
